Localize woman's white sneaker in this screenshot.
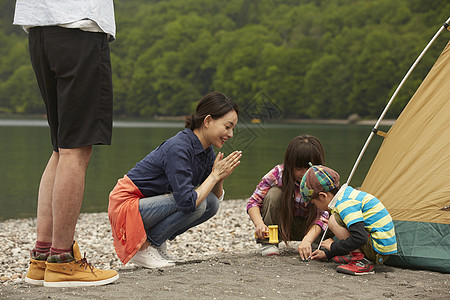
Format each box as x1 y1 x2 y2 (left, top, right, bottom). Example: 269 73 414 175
156 242 179 263
130 245 175 268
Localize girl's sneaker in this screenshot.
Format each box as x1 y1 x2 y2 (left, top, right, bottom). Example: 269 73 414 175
332 251 364 264
336 258 374 275
261 244 279 256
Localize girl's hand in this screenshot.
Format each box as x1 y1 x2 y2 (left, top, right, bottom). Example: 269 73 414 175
320 238 333 251
311 249 327 261
255 223 269 239
297 240 312 261
211 151 242 180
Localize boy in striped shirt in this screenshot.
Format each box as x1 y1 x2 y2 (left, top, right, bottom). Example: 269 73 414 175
300 164 397 275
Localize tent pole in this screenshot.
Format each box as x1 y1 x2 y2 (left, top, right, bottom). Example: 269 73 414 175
311 17 450 259
345 16 450 186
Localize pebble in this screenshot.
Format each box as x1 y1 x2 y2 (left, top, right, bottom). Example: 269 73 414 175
0 199 268 286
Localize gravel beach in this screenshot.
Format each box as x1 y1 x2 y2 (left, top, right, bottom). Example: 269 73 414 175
0 199 258 285
1 199 449 299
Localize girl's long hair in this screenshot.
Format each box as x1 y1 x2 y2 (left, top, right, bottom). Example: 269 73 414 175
278 135 325 242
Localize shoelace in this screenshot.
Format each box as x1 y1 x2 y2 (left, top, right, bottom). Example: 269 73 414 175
157 247 175 260
76 252 96 276
146 251 159 259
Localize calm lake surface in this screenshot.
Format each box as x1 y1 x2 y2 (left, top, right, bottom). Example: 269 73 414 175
0 120 389 221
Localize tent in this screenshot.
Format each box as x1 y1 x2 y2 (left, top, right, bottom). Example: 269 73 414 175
360 41 450 273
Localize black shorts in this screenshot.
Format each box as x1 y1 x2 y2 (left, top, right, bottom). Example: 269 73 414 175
28 26 113 151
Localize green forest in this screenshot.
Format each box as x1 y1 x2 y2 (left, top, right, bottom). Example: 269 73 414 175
0 0 448 119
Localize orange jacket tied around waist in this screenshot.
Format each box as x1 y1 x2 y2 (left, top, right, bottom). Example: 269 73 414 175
108 175 147 264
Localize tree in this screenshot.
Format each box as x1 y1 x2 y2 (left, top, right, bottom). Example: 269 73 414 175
0 0 447 118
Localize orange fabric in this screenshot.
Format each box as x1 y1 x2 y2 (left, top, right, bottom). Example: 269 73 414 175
108 175 147 264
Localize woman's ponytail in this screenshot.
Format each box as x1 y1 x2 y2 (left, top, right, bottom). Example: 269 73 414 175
184 92 239 130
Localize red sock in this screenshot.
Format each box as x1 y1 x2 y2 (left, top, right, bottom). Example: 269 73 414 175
35 241 52 255
50 246 73 256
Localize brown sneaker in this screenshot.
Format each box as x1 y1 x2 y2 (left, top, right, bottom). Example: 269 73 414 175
44 241 119 287
24 258 47 286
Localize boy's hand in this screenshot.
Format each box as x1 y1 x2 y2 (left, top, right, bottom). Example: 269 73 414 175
311 249 327 261
320 238 333 251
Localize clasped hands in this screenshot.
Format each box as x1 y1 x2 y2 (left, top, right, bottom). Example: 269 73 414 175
211 150 242 180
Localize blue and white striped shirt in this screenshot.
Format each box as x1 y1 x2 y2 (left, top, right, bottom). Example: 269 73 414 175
332 185 397 255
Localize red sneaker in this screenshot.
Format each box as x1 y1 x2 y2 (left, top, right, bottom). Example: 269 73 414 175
336 258 374 275
332 251 364 264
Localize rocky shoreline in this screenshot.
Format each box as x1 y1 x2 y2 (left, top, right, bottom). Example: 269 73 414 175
0 199 260 285
2 199 449 299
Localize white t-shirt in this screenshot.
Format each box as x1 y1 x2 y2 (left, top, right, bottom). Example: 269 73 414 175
13 0 116 41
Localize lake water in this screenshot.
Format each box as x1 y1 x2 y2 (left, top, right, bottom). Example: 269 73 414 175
0 120 388 221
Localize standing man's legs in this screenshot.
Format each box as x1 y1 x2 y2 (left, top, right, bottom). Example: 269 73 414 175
36 151 58 244
51 146 92 249
25 26 117 287
36 146 92 249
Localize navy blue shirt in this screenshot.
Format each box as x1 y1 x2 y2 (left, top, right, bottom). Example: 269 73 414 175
127 128 216 213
